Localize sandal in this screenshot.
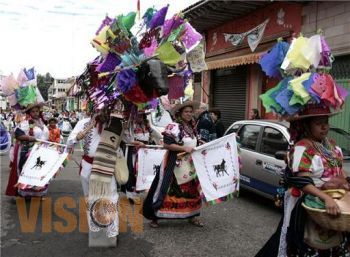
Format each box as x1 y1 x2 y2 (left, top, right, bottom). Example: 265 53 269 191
189 218 204 227
149 220 159 228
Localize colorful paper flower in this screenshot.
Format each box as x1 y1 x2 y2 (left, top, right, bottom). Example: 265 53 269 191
116 69 137 93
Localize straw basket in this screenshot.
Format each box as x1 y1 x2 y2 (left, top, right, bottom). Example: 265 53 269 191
302 189 350 232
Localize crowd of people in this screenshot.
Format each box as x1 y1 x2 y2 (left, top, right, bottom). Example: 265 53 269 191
0 108 84 138
2 101 225 211
2 99 349 255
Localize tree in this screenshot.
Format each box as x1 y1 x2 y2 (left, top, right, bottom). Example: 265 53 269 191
37 73 54 101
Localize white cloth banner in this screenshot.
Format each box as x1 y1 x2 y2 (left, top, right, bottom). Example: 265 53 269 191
223 19 269 52
136 148 167 191
191 133 240 201
247 19 269 52
187 43 208 72
18 143 68 187
223 33 245 46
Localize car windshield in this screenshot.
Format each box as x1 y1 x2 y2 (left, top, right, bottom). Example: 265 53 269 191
329 128 350 160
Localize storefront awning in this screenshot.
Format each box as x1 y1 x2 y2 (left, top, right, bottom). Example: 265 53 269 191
205 51 266 70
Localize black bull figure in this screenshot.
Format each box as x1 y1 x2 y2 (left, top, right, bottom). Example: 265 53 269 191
31 157 46 169
138 59 170 98
213 159 229 177
153 164 161 175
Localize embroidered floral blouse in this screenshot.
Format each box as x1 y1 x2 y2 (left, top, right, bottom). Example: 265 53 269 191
289 138 343 188
15 120 49 141
163 122 197 148
67 117 101 157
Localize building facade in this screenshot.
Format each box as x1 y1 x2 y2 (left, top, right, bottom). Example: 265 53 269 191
184 1 302 128
184 1 349 131
48 77 75 111
301 1 350 132
66 81 82 111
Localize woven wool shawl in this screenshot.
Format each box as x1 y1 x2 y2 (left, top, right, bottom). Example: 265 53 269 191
89 116 123 200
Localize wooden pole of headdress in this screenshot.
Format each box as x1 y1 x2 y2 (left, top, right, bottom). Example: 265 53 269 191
125 143 164 149
35 139 67 147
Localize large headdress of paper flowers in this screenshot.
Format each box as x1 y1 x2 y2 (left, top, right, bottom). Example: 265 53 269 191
259 33 348 119
77 5 207 112
0 67 44 111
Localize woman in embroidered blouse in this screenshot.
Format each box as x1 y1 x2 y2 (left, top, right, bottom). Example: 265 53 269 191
288 114 349 256
256 105 350 257
142 101 203 228
5 105 50 198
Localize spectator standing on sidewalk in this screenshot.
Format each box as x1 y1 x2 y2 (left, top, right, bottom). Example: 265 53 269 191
209 108 225 138
195 103 217 143
250 108 261 120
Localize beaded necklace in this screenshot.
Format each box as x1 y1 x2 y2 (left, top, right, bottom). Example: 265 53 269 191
183 123 195 138
311 137 339 167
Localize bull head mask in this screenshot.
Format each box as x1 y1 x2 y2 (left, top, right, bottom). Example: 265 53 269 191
138 59 169 98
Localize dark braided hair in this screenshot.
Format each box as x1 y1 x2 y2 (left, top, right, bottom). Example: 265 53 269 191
289 118 312 143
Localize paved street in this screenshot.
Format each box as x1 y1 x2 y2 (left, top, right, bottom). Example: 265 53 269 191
1 148 280 257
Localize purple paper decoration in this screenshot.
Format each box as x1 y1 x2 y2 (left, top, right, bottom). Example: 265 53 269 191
183 70 192 88
89 83 121 110
24 67 35 80
95 16 113 35
149 98 159 109
143 38 158 57
96 53 121 72
336 84 349 103
163 16 184 38
149 5 169 30
181 23 202 51
320 36 332 67
116 69 137 93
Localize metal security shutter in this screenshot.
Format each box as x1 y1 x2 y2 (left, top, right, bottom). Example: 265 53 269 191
212 66 248 129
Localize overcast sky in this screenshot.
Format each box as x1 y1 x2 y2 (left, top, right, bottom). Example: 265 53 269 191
0 0 198 78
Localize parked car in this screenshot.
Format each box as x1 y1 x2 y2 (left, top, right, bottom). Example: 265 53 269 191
224 120 350 200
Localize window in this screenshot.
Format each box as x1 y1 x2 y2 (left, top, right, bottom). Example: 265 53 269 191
225 124 241 135
260 127 289 156
238 125 260 150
